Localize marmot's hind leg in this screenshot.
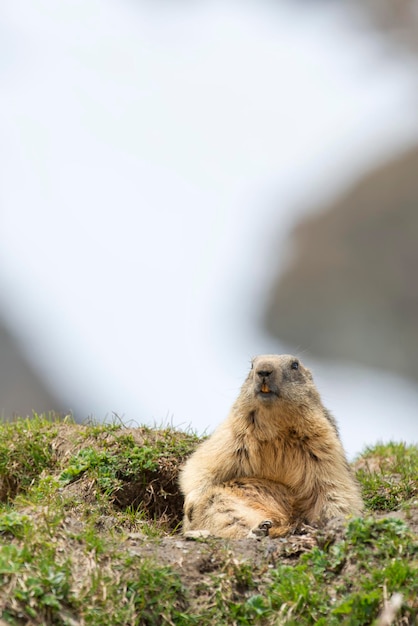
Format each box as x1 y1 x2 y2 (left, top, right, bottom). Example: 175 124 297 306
184 490 266 538
183 478 293 539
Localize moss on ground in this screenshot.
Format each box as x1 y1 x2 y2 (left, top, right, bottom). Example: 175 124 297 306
0 414 416 625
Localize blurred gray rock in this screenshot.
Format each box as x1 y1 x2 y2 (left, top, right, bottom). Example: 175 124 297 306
0 317 64 419
302 0 418 55
264 145 418 381
352 0 418 53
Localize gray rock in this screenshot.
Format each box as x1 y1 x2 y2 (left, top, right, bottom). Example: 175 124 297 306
264 146 418 381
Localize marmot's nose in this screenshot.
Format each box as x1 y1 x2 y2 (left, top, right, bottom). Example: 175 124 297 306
257 370 272 379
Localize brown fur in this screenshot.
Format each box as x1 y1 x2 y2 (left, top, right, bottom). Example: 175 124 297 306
179 354 363 538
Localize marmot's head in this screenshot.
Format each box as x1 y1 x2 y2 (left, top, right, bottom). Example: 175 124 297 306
242 354 320 408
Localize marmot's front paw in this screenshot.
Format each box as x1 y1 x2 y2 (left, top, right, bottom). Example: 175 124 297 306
248 519 273 539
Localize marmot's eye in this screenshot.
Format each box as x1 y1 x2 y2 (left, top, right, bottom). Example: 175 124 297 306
291 361 299 370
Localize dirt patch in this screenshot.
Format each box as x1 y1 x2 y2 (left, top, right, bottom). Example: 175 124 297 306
116 518 346 586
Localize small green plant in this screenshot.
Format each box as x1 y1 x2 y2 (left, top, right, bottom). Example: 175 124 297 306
13 561 72 619
59 447 117 486
0 510 31 538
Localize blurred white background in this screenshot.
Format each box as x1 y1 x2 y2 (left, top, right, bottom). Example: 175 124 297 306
1 0 417 457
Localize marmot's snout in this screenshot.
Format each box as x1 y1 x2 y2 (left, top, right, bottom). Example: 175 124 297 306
254 362 280 399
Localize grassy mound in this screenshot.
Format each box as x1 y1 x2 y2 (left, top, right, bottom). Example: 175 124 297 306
0 414 416 625
0 415 200 531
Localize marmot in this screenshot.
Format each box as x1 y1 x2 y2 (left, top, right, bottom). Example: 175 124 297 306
179 354 363 538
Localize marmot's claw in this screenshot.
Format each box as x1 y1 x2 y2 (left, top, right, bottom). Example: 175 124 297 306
248 519 273 539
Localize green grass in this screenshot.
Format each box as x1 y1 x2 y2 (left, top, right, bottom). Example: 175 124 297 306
356 442 418 511
0 415 416 625
0 531 191 625
196 517 418 625
0 413 62 501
